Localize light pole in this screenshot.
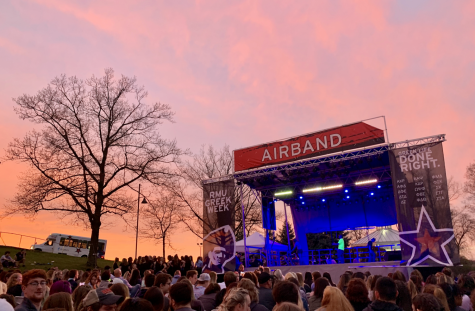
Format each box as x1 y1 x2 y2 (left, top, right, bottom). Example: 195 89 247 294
197 242 203 257
135 184 147 260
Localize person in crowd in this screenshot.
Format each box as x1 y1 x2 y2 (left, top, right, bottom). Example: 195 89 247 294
169 281 196 311
113 258 120 270
287 277 308 311
337 273 351 295
274 270 284 283
15 250 27 267
308 276 329 311
6 273 22 291
1 252 17 268
85 272 99 289
391 272 406 283
368 275 381 302
117 297 154 311
53 270 63 284
345 278 371 311
194 273 210 299
0 271 9 294
303 273 312 293
274 302 303 311
317 286 354 311
0 297 14 311
258 272 275 311
412 293 441 311
216 272 238 306
50 280 72 295
143 286 164 311
209 271 217 284
198 283 221 311
393 281 411 311
187 270 198 286
155 273 172 311
0 293 16 309
272 281 299 308
172 270 182 285
98 271 111 288
406 280 418 300
16 269 47 311
67 270 79 292
113 268 140 297
137 274 156 298
310 272 321 291
323 273 336 287
425 275 437 285
43 292 73 311
80 272 90 285
458 275 475 311
195 257 203 275
119 258 129 277
110 283 129 309
82 287 124 311
128 269 141 287
440 283 464 311
243 272 259 287
238 278 269 311
179 279 204 311
423 284 450 311
218 287 251 311
71 285 92 311
362 277 402 311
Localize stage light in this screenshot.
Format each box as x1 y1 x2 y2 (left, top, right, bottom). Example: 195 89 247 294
377 185 381 189
370 192 374 196
345 190 349 193
346 196 350 199
299 196 303 199
302 184 343 193
302 202 305 205
322 199 326 202
275 190 292 196
355 179 378 186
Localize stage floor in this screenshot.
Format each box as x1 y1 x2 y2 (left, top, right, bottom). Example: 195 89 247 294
245 261 414 282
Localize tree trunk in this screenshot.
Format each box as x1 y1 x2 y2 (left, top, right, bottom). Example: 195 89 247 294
163 234 166 258
87 217 101 267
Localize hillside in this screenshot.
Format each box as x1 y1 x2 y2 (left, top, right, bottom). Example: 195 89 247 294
0 246 114 272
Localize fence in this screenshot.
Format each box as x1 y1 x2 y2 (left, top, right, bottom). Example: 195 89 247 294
0 231 44 249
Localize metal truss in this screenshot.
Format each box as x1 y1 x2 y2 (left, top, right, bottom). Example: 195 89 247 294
232 134 446 181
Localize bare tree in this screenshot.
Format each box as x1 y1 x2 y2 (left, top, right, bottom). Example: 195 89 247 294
138 190 182 258
168 145 262 240
448 176 463 202
464 162 475 203
451 206 475 253
2 69 184 266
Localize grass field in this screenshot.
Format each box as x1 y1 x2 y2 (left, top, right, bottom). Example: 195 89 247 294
0 245 114 272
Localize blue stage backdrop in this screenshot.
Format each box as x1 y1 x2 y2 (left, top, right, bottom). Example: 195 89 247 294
202 179 236 273
389 142 459 266
262 196 277 231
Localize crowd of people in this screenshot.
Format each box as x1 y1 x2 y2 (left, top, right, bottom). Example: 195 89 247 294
0 252 475 311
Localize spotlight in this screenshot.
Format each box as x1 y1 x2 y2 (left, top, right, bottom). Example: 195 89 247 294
370 192 374 196
377 185 381 189
275 191 293 196
303 184 343 193
299 196 303 199
346 196 350 199
322 199 326 202
302 202 305 205
345 190 349 193
355 179 378 186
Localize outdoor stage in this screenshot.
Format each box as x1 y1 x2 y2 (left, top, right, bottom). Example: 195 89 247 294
201 117 459 275
244 261 414 282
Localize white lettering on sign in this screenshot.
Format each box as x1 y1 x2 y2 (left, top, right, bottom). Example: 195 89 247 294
205 190 232 214
260 135 342 163
399 149 438 172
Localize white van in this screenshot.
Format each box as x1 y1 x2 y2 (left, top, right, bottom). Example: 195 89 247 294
30 233 107 258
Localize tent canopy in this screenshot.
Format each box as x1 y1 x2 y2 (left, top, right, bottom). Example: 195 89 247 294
236 232 289 252
351 227 400 247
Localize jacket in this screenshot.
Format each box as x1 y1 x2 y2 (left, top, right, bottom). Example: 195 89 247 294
250 302 269 311
198 293 217 311
362 300 403 311
14 297 39 311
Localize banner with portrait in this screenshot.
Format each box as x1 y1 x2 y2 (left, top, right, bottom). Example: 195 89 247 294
202 179 236 273
389 142 459 266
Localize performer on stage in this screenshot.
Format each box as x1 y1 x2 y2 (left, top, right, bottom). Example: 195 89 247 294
336 235 345 263
367 238 376 262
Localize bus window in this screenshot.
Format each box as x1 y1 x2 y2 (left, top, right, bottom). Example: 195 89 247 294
59 237 66 246
80 241 88 249
44 240 53 246
98 243 105 251
72 239 79 248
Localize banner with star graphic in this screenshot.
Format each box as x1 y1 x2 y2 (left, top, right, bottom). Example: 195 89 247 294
389 142 459 266
202 179 236 273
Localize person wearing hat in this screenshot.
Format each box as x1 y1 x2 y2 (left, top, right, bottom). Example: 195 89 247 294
258 272 275 311
194 273 211 299
82 287 124 311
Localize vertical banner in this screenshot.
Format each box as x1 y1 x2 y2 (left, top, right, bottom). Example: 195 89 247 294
262 196 277 230
389 142 459 266
202 179 236 273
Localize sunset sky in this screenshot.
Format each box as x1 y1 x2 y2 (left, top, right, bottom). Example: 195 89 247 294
1 1 474 260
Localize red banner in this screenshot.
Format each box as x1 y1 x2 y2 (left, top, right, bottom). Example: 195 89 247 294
234 122 385 172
